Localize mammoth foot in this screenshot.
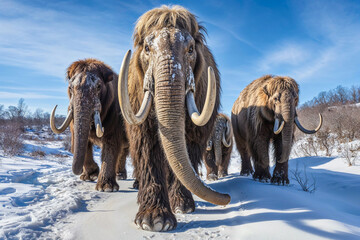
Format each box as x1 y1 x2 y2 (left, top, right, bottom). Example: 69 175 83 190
95 176 119 192
253 168 271 182
218 171 228 178
206 173 218 181
116 170 127 180
135 207 176 232
271 163 289 185
170 192 195 214
133 179 139 189
80 166 99 181
240 167 254 176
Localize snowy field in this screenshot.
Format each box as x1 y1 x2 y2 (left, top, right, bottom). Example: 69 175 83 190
0 128 359 239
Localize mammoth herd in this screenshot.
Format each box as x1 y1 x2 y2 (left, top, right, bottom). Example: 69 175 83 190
50 6 323 232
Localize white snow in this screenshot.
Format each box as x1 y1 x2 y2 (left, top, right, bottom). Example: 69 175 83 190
0 128 359 239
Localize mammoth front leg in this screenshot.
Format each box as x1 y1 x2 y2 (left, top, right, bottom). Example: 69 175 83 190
132 131 176 231
203 150 219 181
250 132 271 182
218 146 231 178
271 134 289 185
236 141 253 176
116 145 129 180
95 140 119 192
167 142 199 214
80 141 99 181
233 125 253 176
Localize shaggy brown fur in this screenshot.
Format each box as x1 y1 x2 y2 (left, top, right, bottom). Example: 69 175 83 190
232 75 299 184
67 59 129 190
203 113 233 181
126 5 221 231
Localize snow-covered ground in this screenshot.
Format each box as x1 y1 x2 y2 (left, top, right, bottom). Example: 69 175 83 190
0 128 359 239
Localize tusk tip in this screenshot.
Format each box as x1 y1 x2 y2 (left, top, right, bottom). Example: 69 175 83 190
96 124 104 137
222 194 231 205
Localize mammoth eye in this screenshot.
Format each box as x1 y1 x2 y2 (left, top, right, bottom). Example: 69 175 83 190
145 45 150 53
97 84 101 91
188 46 194 54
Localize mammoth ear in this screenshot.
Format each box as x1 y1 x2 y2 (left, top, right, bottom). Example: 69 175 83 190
263 85 270 97
103 68 114 83
66 63 78 81
193 44 205 81
66 70 71 81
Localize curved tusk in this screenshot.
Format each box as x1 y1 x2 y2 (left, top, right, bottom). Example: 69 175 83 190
186 66 216 126
222 132 232 148
273 118 285 135
94 111 104 138
225 119 231 138
50 105 73 134
206 139 213 151
118 50 152 125
295 113 323 134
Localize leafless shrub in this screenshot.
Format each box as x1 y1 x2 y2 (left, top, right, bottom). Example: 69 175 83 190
339 141 358 166
297 137 319 157
0 122 24 156
46 133 59 141
291 162 317 193
53 153 70 165
316 128 335 156
30 149 46 158
63 135 72 152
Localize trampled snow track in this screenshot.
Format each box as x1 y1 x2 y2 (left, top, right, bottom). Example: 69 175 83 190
1 130 360 239
50 155 360 240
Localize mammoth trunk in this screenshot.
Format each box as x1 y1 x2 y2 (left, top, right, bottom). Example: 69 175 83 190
72 105 91 175
280 102 294 163
154 66 230 206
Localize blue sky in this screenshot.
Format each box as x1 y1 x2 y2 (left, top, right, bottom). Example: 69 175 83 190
1 0 360 115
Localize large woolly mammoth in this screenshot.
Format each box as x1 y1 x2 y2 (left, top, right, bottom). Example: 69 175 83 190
203 114 233 181
118 6 230 232
50 59 129 191
231 75 322 184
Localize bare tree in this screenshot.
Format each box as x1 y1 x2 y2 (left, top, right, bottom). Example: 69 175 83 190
350 86 359 103
6 98 28 122
0 105 5 123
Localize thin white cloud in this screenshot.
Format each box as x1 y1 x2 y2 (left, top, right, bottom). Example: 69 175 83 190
0 0 131 79
254 1 360 83
203 19 261 52
0 91 67 100
258 43 310 72
292 47 337 80
0 86 67 93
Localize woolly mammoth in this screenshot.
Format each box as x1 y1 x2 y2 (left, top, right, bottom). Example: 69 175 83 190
118 6 230 232
50 59 129 191
203 114 233 181
231 75 322 184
